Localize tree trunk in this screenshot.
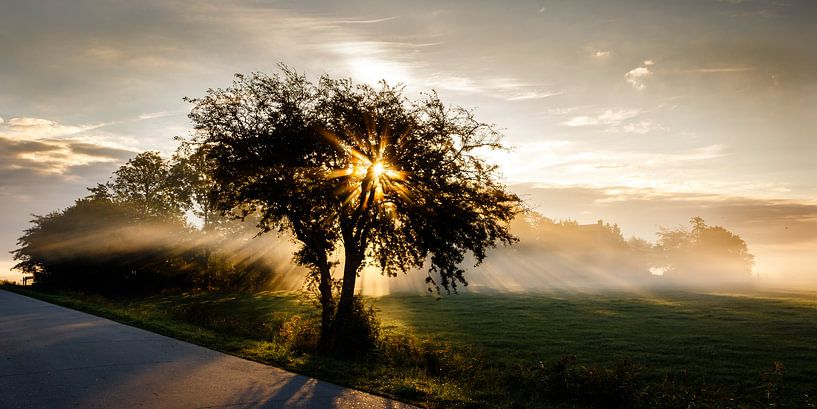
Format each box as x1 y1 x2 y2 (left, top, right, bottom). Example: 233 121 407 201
317 260 334 346
336 251 362 320
328 247 363 352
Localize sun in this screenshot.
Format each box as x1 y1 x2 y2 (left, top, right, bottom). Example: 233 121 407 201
320 125 411 212
328 154 408 212
371 161 385 179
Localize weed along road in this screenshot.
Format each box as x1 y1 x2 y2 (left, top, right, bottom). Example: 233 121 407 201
0 290 416 409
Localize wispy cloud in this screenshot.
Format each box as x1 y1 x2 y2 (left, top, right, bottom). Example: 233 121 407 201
563 109 641 127
336 16 398 24
0 117 136 176
621 120 665 134
2 117 105 139
514 183 817 247
723 9 777 18
687 67 757 73
137 111 180 120
327 40 429 85
212 6 556 102
426 74 562 101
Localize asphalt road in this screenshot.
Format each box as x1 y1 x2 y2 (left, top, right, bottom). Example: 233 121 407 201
0 290 417 409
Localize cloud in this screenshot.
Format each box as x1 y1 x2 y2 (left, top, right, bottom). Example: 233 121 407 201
687 67 757 73
336 17 398 24
137 111 179 120
219 8 556 102
723 9 777 18
561 108 663 133
3 117 104 139
0 136 134 176
621 120 665 134
426 74 562 101
563 108 641 127
0 117 136 177
593 50 611 58
512 183 817 248
625 61 654 90
485 138 727 191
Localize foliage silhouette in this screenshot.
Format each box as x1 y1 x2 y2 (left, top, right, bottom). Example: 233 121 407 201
657 217 754 284
12 150 284 294
109 151 189 219
12 195 193 294
186 67 522 351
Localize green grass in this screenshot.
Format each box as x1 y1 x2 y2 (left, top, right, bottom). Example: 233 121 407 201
375 290 817 393
4 284 817 408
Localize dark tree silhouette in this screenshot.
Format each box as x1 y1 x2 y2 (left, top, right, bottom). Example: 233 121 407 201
657 217 754 284
109 151 189 219
186 67 522 350
12 195 192 294
13 151 202 294
172 141 222 233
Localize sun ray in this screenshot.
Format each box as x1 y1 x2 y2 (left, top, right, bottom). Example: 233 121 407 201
324 127 411 216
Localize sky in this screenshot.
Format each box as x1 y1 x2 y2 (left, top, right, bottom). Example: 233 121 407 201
1 0 816 285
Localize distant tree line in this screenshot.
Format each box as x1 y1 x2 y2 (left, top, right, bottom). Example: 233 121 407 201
655 216 754 284
12 149 755 296
12 149 291 295
497 213 754 288
12 149 756 296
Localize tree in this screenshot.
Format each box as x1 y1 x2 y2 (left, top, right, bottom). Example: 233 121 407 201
109 151 189 219
12 194 193 294
186 68 521 351
656 217 754 284
172 140 221 232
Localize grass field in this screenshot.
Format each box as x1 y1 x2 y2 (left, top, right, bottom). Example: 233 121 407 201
375 290 817 393
5 284 817 408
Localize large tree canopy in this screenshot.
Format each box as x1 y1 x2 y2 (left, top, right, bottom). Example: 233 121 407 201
187 68 522 348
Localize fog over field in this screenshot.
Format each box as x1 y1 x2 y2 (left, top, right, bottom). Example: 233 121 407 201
3 181 814 293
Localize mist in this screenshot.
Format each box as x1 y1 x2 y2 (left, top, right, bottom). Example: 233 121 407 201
8 200 812 296
356 213 763 296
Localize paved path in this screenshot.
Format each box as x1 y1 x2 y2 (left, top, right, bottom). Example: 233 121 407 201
0 290 417 409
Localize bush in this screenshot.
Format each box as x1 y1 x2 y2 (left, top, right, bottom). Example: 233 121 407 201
169 300 283 340
327 296 381 357
277 314 321 353
378 332 480 379
540 356 641 408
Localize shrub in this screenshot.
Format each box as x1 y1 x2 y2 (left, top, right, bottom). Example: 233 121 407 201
277 314 321 354
169 300 283 340
540 356 641 408
327 296 381 357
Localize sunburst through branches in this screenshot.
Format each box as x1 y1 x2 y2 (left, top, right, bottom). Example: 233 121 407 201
323 128 410 216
